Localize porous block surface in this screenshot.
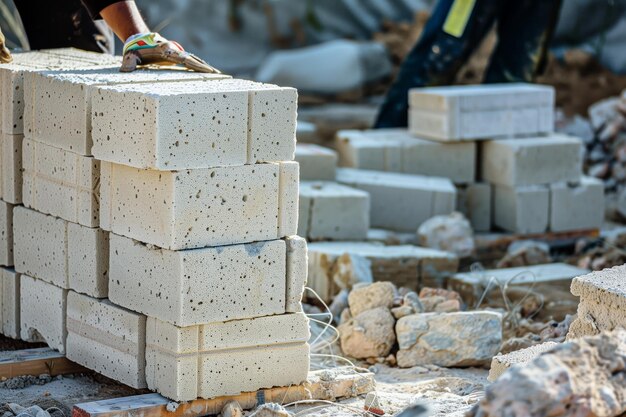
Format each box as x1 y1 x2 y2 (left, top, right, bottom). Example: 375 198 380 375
294 144 337 181
278 161 300 237
1 268 20 338
493 185 549 234
488 342 559 382
571 265 626 309
66 291 147 388
109 234 301 326
336 129 476 183
550 177 604 232
298 181 369 241
145 313 310 401
22 138 100 227
101 162 295 250
456 183 491 232
20 275 67 353
0 132 23 204
13 207 109 297
285 236 308 313
0 200 14 266
337 168 456 232
481 135 582 186
92 79 296 170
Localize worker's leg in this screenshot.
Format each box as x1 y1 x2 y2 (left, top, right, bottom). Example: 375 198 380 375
13 0 114 53
484 0 563 83
375 0 501 128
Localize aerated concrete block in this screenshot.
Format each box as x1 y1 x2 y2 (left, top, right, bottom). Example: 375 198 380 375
109 234 305 326
294 144 337 181
550 177 604 232
278 161 300 237
0 201 13 266
27 68 228 155
66 291 147 388
1 268 20 338
336 129 476 183
337 168 456 232
13 207 109 297
488 342 559 382
101 162 296 250
20 275 67 353
0 132 23 204
22 138 99 227
145 313 310 401
298 181 369 241
456 183 491 232
408 83 554 141
493 185 549 234
286 236 308 313
92 79 296 170
481 135 582 186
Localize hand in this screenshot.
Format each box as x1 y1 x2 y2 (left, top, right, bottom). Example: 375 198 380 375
0 26 13 63
120 32 220 73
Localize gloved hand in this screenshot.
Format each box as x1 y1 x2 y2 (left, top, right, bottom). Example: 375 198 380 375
120 32 220 73
0 25 13 63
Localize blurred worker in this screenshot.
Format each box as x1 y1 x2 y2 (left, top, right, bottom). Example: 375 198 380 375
375 0 563 128
1 0 218 72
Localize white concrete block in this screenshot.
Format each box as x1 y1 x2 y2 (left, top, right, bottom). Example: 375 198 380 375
1 268 20 338
286 236 308 313
109 234 304 326
20 275 67 353
0 201 14 266
298 181 369 240
145 313 310 401
494 185 549 234
66 291 146 388
0 132 23 204
278 161 300 238
336 129 476 183
92 79 296 170
481 135 582 186
336 168 456 232
101 162 295 250
27 68 228 155
488 342 559 382
456 183 492 232
13 207 109 297
550 177 604 232
22 138 99 227
294 144 337 181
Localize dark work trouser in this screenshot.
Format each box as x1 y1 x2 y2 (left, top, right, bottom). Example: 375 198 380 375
375 0 563 128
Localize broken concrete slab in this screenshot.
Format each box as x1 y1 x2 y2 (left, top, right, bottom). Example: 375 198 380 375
298 181 369 241
145 313 310 401
336 168 456 232
22 138 100 227
100 161 297 250
0 200 13 267
488 341 559 382
13 207 109 298
0 132 23 204
456 183 491 232
20 275 67 353
294 143 337 181
396 311 502 367
481 135 582 187
493 184 549 234
1 268 20 339
109 234 302 326
66 291 147 389
92 79 297 170
550 177 604 232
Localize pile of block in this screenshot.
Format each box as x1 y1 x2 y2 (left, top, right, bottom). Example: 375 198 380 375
1 49 310 402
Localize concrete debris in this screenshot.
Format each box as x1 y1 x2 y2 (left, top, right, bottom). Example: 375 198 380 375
500 315 574 355
404 292 424 314
469 331 626 417
221 401 243 417
496 240 552 269
249 403 292 417
418 288 463 313
488 341 559 382
417 212 475 258
3 404 51 417
0 374 53 390
391 305 415 320
339 307 396 359
348 282 396 317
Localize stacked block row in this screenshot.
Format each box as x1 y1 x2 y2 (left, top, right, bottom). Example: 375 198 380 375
1 49 310 402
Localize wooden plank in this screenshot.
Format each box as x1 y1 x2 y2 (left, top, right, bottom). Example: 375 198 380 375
72 367 375 417
0 347 87 379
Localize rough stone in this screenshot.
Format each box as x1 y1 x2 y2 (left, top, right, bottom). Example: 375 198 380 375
396 311 502 367
456 183 491 232
1 268 20 338
550 177 604 232
0 201 13 267
417 212 475 258
497 240 552 269
493 184 549 234
488 341 559 382
294 144 337 181
348 282 395 317
0 132 23 204
339 307 396 359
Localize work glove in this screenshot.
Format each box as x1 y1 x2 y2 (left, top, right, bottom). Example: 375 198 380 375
0 25 12 63
121 32 220 73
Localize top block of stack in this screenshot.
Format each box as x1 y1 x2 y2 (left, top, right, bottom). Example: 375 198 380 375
409 83 555 141
91 78 298 170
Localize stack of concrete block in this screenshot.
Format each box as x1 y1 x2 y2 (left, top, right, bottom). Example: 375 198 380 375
5 50 310 402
